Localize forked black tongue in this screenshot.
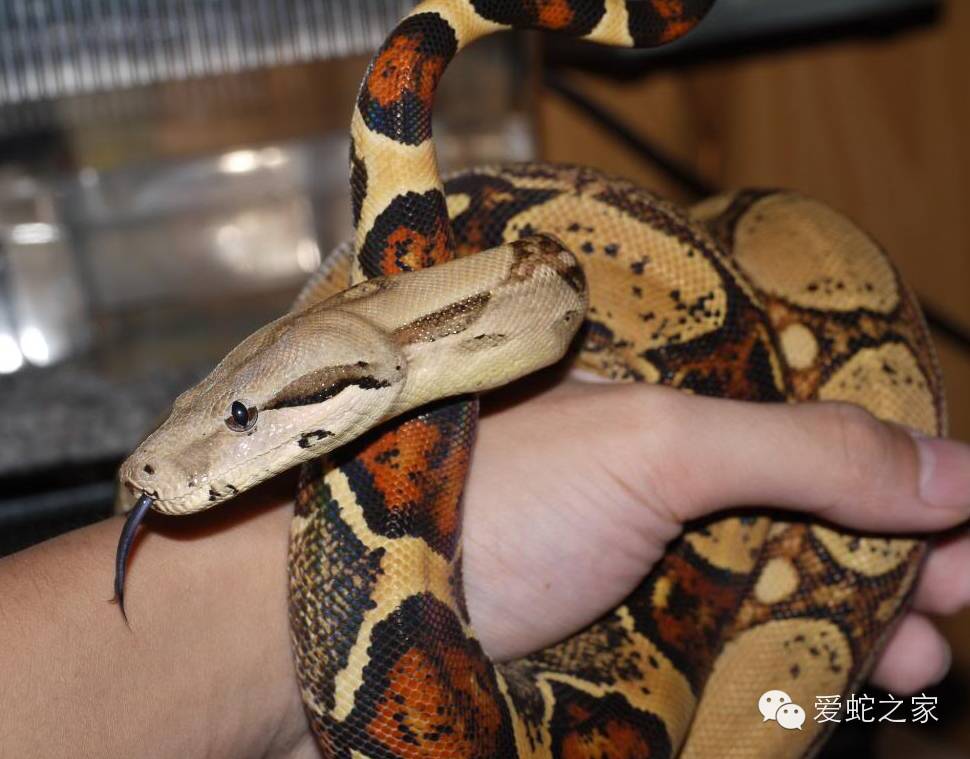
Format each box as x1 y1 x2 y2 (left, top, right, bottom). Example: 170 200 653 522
114 493 154 626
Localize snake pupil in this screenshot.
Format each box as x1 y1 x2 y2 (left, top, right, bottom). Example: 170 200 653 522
231 401 249 428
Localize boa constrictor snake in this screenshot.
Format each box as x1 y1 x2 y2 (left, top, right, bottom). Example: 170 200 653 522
114 1 945 756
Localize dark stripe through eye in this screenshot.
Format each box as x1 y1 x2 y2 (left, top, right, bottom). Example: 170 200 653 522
263 365 392 411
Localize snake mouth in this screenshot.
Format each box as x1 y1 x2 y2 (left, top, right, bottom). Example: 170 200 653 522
114 493 154 625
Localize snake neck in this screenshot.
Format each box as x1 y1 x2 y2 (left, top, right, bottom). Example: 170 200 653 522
348 0 715 284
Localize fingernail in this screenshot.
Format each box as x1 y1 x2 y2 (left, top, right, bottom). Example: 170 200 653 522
912 434 970 509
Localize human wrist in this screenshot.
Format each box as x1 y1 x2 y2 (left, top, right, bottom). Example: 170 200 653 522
0 479 298 759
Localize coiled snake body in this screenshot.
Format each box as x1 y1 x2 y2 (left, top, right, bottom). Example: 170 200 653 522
115 1 945 757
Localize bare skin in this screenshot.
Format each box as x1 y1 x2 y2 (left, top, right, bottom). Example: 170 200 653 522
1 379 968 759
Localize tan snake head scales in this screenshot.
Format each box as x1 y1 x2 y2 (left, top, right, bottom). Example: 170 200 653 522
118 237 586 517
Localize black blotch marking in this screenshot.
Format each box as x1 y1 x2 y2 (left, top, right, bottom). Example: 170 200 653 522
298 429 335 449
627 0 714 47
348 592 517 755
342 402 473 561
469 0 606 35
350 138 367 227
357 13 459 145
444 172 560 251
547 681 670 759
359 189 453 278
560 263 586 293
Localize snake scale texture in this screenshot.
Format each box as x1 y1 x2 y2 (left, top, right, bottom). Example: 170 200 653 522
114 1 946 757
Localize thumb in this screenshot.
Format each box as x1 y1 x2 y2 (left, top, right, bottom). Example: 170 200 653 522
638 389 970 533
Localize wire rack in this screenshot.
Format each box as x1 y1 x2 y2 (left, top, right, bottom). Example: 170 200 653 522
0 0 415 107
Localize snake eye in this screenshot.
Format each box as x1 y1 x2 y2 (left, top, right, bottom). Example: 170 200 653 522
226 400 257 432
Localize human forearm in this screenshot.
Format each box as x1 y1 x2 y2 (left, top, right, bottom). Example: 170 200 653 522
0 481 300 759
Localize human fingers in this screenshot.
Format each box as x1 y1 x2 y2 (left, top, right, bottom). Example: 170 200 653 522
869 612 951 694
634 389 970 533
909 534 970 616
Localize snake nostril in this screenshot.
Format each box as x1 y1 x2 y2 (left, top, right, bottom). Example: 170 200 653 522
143 464 155 476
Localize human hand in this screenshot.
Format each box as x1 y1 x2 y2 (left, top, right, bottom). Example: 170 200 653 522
464 377 970 696
278 376 970 757
4 377 968 759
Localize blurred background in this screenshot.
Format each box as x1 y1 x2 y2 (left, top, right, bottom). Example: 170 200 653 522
0 1 966 756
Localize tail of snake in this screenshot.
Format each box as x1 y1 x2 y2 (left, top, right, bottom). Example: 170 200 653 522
115 1 945 757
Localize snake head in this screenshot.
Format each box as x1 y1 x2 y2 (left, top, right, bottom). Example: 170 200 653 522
118 306 406 516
